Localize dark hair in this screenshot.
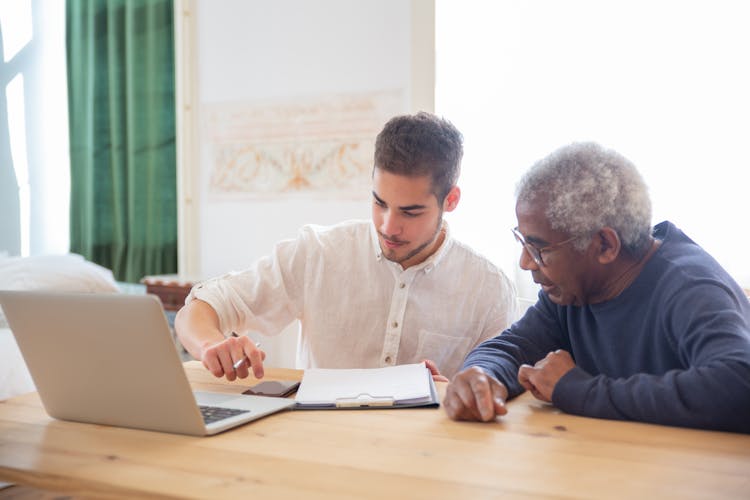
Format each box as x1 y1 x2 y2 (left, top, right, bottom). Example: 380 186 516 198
373 111 463 203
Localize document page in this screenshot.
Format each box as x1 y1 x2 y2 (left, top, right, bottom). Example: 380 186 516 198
294 363 438 409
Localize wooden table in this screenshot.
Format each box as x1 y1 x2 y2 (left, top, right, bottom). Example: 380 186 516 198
1 361 748 499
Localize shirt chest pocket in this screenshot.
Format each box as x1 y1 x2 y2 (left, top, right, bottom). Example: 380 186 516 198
416 329 473 367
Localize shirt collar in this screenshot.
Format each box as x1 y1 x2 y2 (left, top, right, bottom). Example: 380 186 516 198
370 222 384 261
369 220 454 273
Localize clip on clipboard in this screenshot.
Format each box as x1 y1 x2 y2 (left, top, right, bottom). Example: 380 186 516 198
294 363 439 410
335 394 395 408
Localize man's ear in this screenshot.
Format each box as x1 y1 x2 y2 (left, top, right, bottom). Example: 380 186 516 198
442 186 461 212
596 227 621 264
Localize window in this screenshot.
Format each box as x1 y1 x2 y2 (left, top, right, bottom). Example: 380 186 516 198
0 0 70 257
436 0 750 297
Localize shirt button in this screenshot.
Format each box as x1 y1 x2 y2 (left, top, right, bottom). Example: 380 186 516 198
392 321 398 328
385 356 392 363
399 282 405 289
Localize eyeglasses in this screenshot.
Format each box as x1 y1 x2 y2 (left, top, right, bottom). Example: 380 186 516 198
511 227 579 267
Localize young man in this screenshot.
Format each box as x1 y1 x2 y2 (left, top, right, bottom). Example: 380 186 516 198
175 112 517 382
443 141 750 433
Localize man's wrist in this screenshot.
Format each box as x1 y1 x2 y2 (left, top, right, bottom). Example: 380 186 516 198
496 380 509 401
198 333 224 359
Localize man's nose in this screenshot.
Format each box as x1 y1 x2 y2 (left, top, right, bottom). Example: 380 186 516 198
381 211 400 236
519 246 539 271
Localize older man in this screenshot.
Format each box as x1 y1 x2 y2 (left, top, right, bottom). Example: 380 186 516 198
444 142 750 433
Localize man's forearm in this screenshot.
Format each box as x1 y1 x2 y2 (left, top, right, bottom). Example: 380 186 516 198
174 299 225 360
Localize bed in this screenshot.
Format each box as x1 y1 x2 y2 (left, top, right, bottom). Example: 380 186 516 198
0 254 121 400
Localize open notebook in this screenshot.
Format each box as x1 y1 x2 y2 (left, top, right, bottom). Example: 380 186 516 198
0 290 295 436
294 363 439 409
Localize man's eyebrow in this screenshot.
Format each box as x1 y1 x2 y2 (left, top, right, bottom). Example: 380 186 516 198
372 191 427 211
524 234 549 246
399 204 427 211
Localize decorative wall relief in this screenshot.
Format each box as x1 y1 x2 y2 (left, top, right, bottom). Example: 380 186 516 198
204 90 404 199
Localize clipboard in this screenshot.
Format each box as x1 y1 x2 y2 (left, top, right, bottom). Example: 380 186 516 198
294 363 440 410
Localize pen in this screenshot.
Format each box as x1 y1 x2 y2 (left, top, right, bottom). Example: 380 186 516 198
231 336 262 370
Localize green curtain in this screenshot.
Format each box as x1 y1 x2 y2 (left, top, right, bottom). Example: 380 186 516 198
66 0 177 282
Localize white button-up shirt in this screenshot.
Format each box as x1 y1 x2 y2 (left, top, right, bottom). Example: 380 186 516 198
187 220 517 378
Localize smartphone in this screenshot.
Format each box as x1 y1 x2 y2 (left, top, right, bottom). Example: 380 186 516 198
242 380 300 398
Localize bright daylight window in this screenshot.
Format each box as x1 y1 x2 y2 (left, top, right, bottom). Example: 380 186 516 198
436 0 750 299
1 0 32 256
1 0 69 257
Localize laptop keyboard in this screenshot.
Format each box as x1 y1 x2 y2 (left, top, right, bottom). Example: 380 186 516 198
199 405 250 424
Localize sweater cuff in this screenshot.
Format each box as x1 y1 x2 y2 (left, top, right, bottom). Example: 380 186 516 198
551 366 593 416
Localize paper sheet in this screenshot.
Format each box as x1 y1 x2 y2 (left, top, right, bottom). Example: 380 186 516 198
295 363 437 408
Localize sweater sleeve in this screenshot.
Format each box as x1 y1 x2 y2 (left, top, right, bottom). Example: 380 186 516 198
552 283 750 433
462 292 568 398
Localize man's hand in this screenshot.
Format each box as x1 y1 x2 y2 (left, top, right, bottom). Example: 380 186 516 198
423 359 449 383
443 367 509 422
517 349 575 402
200 334 266 381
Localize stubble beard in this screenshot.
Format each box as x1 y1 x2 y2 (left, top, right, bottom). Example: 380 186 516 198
382 214 444 266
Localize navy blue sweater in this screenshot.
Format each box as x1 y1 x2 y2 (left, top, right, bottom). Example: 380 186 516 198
463 221 750 433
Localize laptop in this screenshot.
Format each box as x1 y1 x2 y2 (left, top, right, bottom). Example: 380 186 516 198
0 290 295 436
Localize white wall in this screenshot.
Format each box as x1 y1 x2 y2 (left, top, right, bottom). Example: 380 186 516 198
183 0 430 367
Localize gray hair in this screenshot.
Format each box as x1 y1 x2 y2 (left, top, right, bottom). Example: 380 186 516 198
515 142 652 256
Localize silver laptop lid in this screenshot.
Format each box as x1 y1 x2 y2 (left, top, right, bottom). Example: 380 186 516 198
1 290 295 435
0 290 216 435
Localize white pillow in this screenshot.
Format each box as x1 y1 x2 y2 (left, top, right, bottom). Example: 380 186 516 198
0 253 119 328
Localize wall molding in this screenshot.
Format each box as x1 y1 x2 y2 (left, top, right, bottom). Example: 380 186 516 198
174 0 200 277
